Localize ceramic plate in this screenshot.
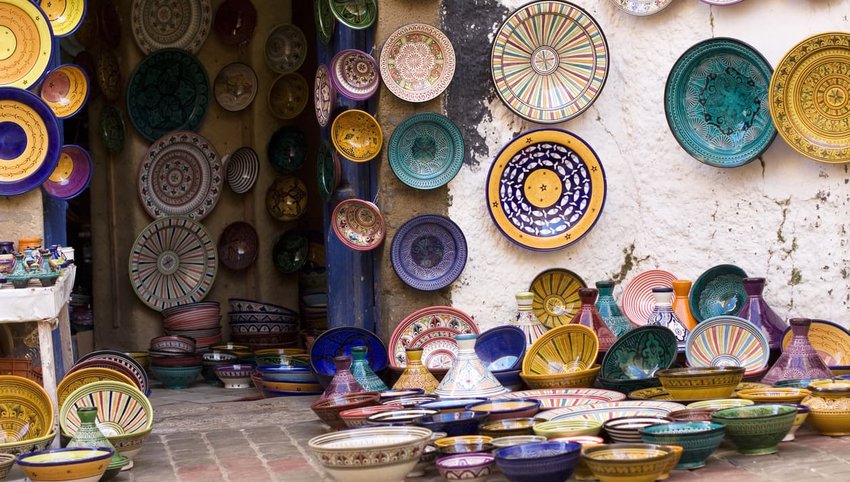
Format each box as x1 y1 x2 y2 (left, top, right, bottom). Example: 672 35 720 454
329 0 376 29
314 0 335 44
42 145 93 200
314 64 335 127
499 388 626 408
264 24 307 74
379 23 455 103
486 129 607 251
331 49 380 101
390 214 467 291
310 326 388 378
100 104 125 154
39 0 85 37
213 0 257 46
273 229 308 273
76 350 151 396
129 216 218 312
666 38 775 167
609 0 673 16
389 306 479 369
39 64 90 119
332 199 386 251
268 126 307 173
59 381 152 436
0 87 61 196
621 270 677 326
491 1 608 123
539 401 686 422
0 0 53 89
131 0 212 54
266 176 308 221
388 113 464 190
601 325 678 380
529 268 587 328
218 221 258 271
781 319 850 367
127 48 210 142
686 315 769 374
317 140 341 201
137 131 223 220
268 73 309 120
331 109 382 162
688 264 747 322
769 33 850 163
214 62 258 112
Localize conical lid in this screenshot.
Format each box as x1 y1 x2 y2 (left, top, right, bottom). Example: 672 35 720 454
762 318 832 385
434 334 508 398
320 356 365 400
393 349 439 394
350 346 389 392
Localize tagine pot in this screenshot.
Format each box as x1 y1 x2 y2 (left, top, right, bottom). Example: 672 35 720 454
762 318 832 385
571 288 617 352
393 348 440 394
350 345 389 392
434 334 509 399
595 280 634 337
320 355 365 400
736 277 787 349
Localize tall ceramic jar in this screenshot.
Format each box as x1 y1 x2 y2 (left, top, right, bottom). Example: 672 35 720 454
671 280 698 331
595 280 634 337
435 334 508 399
647 287 688 346
513 291 548 348
571 288 618 351
393 348 439 394
350 346 388 392
320 355 365 400
736 277 787 349
762 318 832 385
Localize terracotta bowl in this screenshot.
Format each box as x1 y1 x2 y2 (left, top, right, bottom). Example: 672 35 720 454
479 417 542 438
656 367 745 400
311 392 381 430
465 399 541 421
433 435 494 456
16 447 114 482
521 365 601 389
583 443 674 482
436 452 495 482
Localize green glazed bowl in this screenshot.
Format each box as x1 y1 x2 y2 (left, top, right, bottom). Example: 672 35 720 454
639 421 725 469
711 404 796 455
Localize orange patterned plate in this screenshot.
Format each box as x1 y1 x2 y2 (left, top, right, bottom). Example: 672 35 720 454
331 109 382 162
39 0 86 37
0 0 54 89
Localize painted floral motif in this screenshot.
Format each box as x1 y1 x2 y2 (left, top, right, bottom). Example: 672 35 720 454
390 307 478 369
380 24 455 102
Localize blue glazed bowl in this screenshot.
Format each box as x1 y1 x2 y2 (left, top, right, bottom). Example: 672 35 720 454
414 411 489 437
495 369 524 391
475 325 526 372
149 365 202 389
494 441 581 482
310 327 388 387
257 366 316 383
639 421 725 469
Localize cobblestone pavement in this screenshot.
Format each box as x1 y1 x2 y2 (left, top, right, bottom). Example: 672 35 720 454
7 382 850 481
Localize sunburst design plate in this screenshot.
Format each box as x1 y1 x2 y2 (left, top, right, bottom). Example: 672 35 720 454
621 270 677 326
609 0 673 16
529 268 586 328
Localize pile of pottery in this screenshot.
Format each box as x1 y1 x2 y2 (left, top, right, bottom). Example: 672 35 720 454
160 301 223 350
227 297 300 348
300 289 328 331
253 348 321 397
64 350 150 397
147 335 203 389
0 245 67 288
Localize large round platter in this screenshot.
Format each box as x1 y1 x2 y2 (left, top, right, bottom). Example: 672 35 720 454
310 326 388 379
329 0 377 30
268 73 309 120
609 0 673 16
42 145 93 200
491 1 608 123
498 388 626 409
537 401 686 422
225 146 259 194
217 221 258 271
39 64 90 119
131 0 212 54
314 64 335 128
390 214 467 291
665 38 775 167
601 325 678 380
137 131 223 220
769 32 850 163
127 49 210 142
214 62 258 112
379 23 456 103
388 113 464 190
688 264 747 322
264 24 307 74
685 315 769 374
781 319 850 367
331 49 380 101
331 199 386 251
529 268 587 328
0 0 53 89
128 216 218 312
59 381 153 436
0 87 61 196
620 270 677 326
486 129 606 251
57 367 137 408
389 306 479 369
40 0 85 37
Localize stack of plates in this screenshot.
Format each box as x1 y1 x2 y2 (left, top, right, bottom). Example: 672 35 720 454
161 301 223 350
66 350 149 396
227 298 299 348
254 355 321 397
300 289 328 330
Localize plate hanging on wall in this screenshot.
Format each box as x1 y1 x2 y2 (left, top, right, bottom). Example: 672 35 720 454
39 0 86 37
388 306 479 370
40 64 90 119
491 1 609 123
218 221 258 271
391 214 467 291
529 268 587 328
314 0 335 45
42 145 93 200
129 216 218 312
137 131 223 220
264 24 308 74
331 49 380 101
665 38 776 168
609 0 673 16
314 64 335 127
379 23 455 103
131 0 212 54
331 198 386 251
127 48 210 142
213 0 257 47
388 112 464 190
0 87 61 196
329 0 377 30
620 269 677 326
486 129 607 251
0 0 54 89
214 62 258 112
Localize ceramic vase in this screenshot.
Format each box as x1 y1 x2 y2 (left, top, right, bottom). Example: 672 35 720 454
393 348 440 394
595 280 634 337
736 277 787 349
350 345 388 392
67 406 130 479
647 287 689 345
571 288 618 351
513 291 548 348
672 280 698 331
762 318 832 385
320 355 365 400
435 334 509 399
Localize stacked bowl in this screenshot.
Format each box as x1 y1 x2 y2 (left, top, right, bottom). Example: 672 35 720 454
300 289 328 330
253 348 321 397
66 351 150 397
228 297 299 348
161 301 223 350
148 336 202 389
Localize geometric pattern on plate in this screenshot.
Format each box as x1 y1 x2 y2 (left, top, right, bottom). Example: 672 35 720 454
538 401 687 422
132 0 212 54
331 199 385 251
685 315 769 374
387 112 464 190
390 214 467 291
529 268 586 328
621 270 677 326
331 49 379 101
59 381 153 436
314 64 334 127
609 0 673 16
225 146 259 194
389 306 478 369
379 23 455 103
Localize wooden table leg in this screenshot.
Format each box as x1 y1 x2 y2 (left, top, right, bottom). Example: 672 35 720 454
37 320 59 446
58 304 74 374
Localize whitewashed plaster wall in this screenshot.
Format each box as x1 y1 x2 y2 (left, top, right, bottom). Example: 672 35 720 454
445 0 850 331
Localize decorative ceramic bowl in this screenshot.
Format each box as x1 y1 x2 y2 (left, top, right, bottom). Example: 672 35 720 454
225 147 260 194
808 380 850 400
149 335 196 354
0 453 14 480
549 435 604 481
583 443 674 482
124 351 150 371
433 435 494 456
500 388 627 409
311 392 381 430
266 176 308 222
597 376 661 394
214 364 255 389
214 62 258 111
667 409 715 422
711 404 795 455
414 411 488 437
639 421 725 469
522 325 599 375
494 441 582 482
521 365 601 389
602 416 674 444
600 325 678 381
495 369 524 391
308 426 431 482
657 366 745 400
479 418 541 438
379 388 425 402
56 367 138 410
0 431 55 457
149 365 202 389
685 315 770 375
475 325 527 372
268 73 309 120
340 404 403 428
419 399 486 413
331 109 382 162
436 452 495 482
16 447 114 482
408 443 438 477
264 24 307 74
658 445 684 481
383 396 437 408
689 265 748 322
330 49 380 101
40 64 90 119
256 366 315 383
367 409 438 426
736 388 811 404
0 376 55 443
465 399 540 421
331 199 386 251
686 399 754 411
268 126 307 173
491 435 548 448
805 404 850 436
228 299 295 315
782 404 810 441
533 419 602 439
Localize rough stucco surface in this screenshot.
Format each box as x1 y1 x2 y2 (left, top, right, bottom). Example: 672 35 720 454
441 0 850 331
0 191 43 243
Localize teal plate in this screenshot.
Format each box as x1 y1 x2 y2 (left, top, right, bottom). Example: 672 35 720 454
317 140 340 202
665 38 776 168
600 325 678 381
329 0 377 30
127 48 210 142
314 0 335 44
388 113 464 190
689 264 748 322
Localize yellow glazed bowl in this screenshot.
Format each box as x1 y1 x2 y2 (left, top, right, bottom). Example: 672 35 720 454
433 435 494 455
657 367 744 400
686 399 754 411
807 380 850 400
806 409 850 436
522 324 599 375
0 431 55 457
583 443 674 482
0 376 54 443
533 419 602 439
736 388 811 404
265 176 308 222
331 109 382 162
16 447 113 482
658 445 683 481
521 365 601 389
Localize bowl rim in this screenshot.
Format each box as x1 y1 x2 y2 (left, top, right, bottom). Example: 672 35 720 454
711 404 797 420
16 446 114 467
367 409 438 421
493 440 582 461
433 435 494 447
466 398 541 413
480 417 543 430
535 419 602 430
311 392 381 410
657 366 746 377
307 426 432 451
436 451 495 469
520 365 601 379
414 410 489 424
492 435 548 446
582 443 674 464
603 415 674 430
639 420 725 436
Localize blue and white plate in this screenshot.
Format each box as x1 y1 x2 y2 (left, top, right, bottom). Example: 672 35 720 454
390 215 467 291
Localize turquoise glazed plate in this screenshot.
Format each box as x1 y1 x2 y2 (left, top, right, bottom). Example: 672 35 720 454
689 264 748 322
388 113 464 190
665 38 775 167
600 325 677 381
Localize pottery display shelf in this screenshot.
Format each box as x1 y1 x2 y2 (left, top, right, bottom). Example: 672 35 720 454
0 264 76 440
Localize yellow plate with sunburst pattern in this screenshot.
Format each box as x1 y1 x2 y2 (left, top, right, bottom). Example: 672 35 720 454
522 324 599 376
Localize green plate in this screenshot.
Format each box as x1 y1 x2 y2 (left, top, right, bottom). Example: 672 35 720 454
274 230 309 274
600 325 678 381
329 0 376 30
100 104 125 154
689 264 748 322
317 140 339 202
126 48 210 142
314 0 335 44
665 38 776 168
388 113 464 190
